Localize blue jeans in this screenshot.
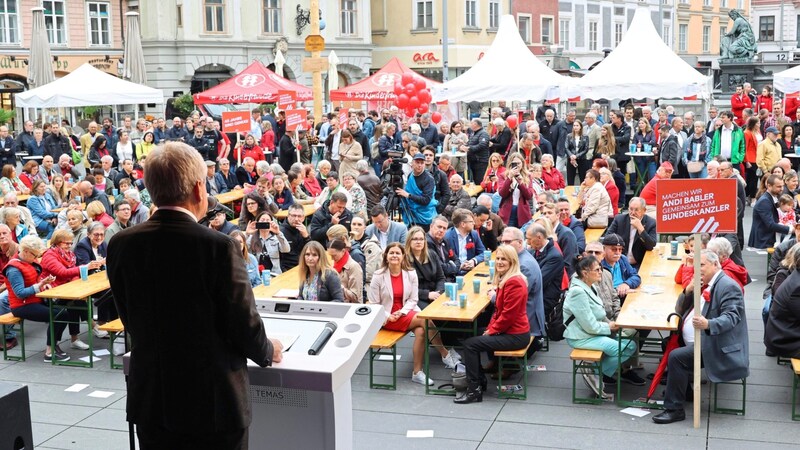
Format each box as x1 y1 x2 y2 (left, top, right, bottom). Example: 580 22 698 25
762 294 772 327
0 291 14 340
36 221 55 240
567 336 638 377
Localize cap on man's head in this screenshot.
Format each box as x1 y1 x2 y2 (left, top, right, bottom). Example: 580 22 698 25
660 161 674 171
602 233 625 247
412 153 426 161
205 160 217 167
765 127 779 135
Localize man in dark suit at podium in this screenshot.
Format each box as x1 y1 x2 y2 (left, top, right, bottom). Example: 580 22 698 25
108 142 283 449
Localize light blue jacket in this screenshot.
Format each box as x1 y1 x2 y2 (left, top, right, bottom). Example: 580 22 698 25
27 192 58 228
563 277 611 340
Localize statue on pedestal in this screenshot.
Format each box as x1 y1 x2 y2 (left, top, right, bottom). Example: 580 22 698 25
720 9 757 63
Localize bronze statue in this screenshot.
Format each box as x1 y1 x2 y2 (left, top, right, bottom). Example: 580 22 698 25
720 9 757 62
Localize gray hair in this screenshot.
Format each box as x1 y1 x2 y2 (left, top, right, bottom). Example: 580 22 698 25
450 174 463 184
290 162 304 173
477 193 493 208
355 160 369 172
18 235 45 254
87 221 106 235
401 131 412 141
503 226 524 241
3 206 19 219
410 124 421 134
318 160 331 170
100 155 114 164
431 215 449 227
529 224 548 239
541 153 554 163
270 163 284 176
700 250 721 267
707 237 732 259
493 117 505 128
143 142 205 207
255 161 270 175
123 188 141 202
421 113 431 120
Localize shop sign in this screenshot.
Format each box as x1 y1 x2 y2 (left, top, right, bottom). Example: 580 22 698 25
412 52 440 65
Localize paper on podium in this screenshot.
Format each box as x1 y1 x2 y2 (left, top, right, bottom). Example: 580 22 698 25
273 289 299 299
270 333 300 352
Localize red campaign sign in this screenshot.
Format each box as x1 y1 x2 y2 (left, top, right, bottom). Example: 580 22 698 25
656 179 738 234
285 109 308 132
277 90 295 108
338 108 349 126
221 111 252 134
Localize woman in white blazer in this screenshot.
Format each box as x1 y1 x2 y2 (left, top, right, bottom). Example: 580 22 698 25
578 168 613 228
368 242 461 386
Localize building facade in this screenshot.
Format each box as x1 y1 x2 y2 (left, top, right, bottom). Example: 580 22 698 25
371 0 504 81
512 0 557 56
675 0 751 67
749 0 798 56
140 0 372 103
0 0 128 129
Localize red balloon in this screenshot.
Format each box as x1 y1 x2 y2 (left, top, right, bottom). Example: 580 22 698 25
396 93 409 108
408 96 420 109
506 115 518 129
401 73 414 86
405 83 416 96
431 112 442 124
418 103 429 114
405 107 416 118
393 82 403 96
414 78 426 92
417 89 431 104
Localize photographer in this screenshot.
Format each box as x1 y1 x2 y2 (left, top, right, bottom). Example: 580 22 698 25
395 153 438 231
460 118 490 183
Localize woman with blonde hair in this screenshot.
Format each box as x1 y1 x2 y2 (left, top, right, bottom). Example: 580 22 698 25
498 152 533 227
454 245 530 404
297 241 343 302
86 200 113 227
48 173 70 207
594 124 617 161
369 242 459 386
229 230 261 288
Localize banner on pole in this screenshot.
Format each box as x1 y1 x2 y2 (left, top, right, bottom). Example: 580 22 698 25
285 109 308 131
277 90 296 108
338 108 349 126
221 111 252 134
655 179 738 234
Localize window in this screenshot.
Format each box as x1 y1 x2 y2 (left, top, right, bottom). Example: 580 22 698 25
614 23 623 47
663 25 670 46
559 19 570 50
703 0 711 6
518 15 531 44
678 24 687 51
720 0 727 7
0 0 19 44
589 21 598 51
465 0 477 28
414 0 433 29
702 25 710 52
42 0 66 44
87 2 110 46
759 16 775 41
488 0 500 29
262 0 280 34
340 0 356 35
204 0 225 33
541 17 553 44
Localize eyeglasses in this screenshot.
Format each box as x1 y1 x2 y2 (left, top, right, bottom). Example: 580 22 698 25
91 232 105 237
500 239 520 244
591 267 602 273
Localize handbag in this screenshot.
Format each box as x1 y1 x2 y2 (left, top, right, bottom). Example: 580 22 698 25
687 161 705 173
72 148 82 165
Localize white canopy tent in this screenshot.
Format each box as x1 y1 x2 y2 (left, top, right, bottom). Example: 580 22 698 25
568 8 711 101
432 15 567 103
773 65 800 95
15 63 163 108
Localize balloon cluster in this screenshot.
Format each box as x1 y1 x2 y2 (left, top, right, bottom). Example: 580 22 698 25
393 72 439 122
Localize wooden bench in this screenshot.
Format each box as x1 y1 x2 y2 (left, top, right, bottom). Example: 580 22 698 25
570 349 604 405
98 319 125 370
712 377 747 416
494 336 534 400
368 330 407 390
792 359 800 421
0 313 24 362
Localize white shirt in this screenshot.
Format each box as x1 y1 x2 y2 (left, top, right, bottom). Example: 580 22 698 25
457 230 469 264
720 124 734 159
330 131 341 160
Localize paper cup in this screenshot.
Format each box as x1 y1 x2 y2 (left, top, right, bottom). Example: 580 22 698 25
456 276 464 291
472 279 481 294
79 265 88 281
458 293 467 309
261 270 271 286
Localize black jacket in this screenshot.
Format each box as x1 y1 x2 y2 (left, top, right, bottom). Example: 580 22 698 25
309 202 353 246
426 233 460 282
431 166 450 214
539 118 560 146
297 268 344 302
530 238 564 314
43 134 72 160
466 128 490 163
412 248 445 309
565 135 590 160
278 134 295 173
611 122 632 165
235 166 257 186
765 270 800 358
107 209 272 431
187 134 214 160
605 213 658 267
554 120 576 158
419 124 439 148
489 127 512 156
279 220 309 272
0 135 14 167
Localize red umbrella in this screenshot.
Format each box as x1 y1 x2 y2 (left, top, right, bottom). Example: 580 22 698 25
646 312 683 401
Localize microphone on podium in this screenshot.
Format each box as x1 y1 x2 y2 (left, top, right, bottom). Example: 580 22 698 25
308 322 337 355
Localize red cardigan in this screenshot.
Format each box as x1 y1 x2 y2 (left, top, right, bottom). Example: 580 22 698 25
487 274 530 335
541 167 565 190
40 248 81 287
498 176 532 226
604 180 619 215
480 166 506 193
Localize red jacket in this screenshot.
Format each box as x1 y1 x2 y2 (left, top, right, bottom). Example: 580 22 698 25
234 145 265 163
744 130 759 164
486 274 530 335
730 93 752 126
5 259 42 309
541 167 565 191
498 176 532 226
40 248 80 287
480 166 506 193
756 95 773 113
786 97 799 122
675 258 747 291
604 180 619 215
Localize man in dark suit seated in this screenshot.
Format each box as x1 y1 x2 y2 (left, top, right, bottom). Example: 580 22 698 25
606 197 657 268
748 174 790 249
427 215 460 282
540 202 577 276
443 208 486 275
525 223 564 315
107 142 282 448
653 250 749 424
557 198 585 254
0 125 15 168
309 191 352 247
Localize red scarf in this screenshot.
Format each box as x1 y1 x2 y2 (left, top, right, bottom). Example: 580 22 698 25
333 250 350 273
51 246 77 269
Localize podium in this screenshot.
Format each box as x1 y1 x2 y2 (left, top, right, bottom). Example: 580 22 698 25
0 382 33 450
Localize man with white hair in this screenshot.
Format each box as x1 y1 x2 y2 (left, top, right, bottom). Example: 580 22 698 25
418 113 438 147
124 188 149 225
443 174 471 219
538 109 560 150
590 103 604 125
101 155 119 180
706 237 748 290
501 226 545 350
3 193 34 233
642 106 655 126
476 193 503 230
235 157 257 187
409 123 427 148
58 153 81 181
583 112 602 151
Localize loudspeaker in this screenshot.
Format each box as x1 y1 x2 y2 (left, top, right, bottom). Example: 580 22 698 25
0 382 33 450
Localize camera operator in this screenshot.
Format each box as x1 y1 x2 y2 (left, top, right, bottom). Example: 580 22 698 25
460 118 490 182
395 153 438 231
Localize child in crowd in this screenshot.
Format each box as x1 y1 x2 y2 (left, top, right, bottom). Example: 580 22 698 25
777 194 796 244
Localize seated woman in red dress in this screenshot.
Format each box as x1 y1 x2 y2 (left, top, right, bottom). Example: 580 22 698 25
540 153 565 191
368 242 461 386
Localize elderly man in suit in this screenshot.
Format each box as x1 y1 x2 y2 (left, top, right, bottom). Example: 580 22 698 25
364 204 407 250
502 227 545 352
652 250 749 424
107 142 282 448
540 201 578 277
526 223 564 315
748 174 790 250
606 197 657 268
